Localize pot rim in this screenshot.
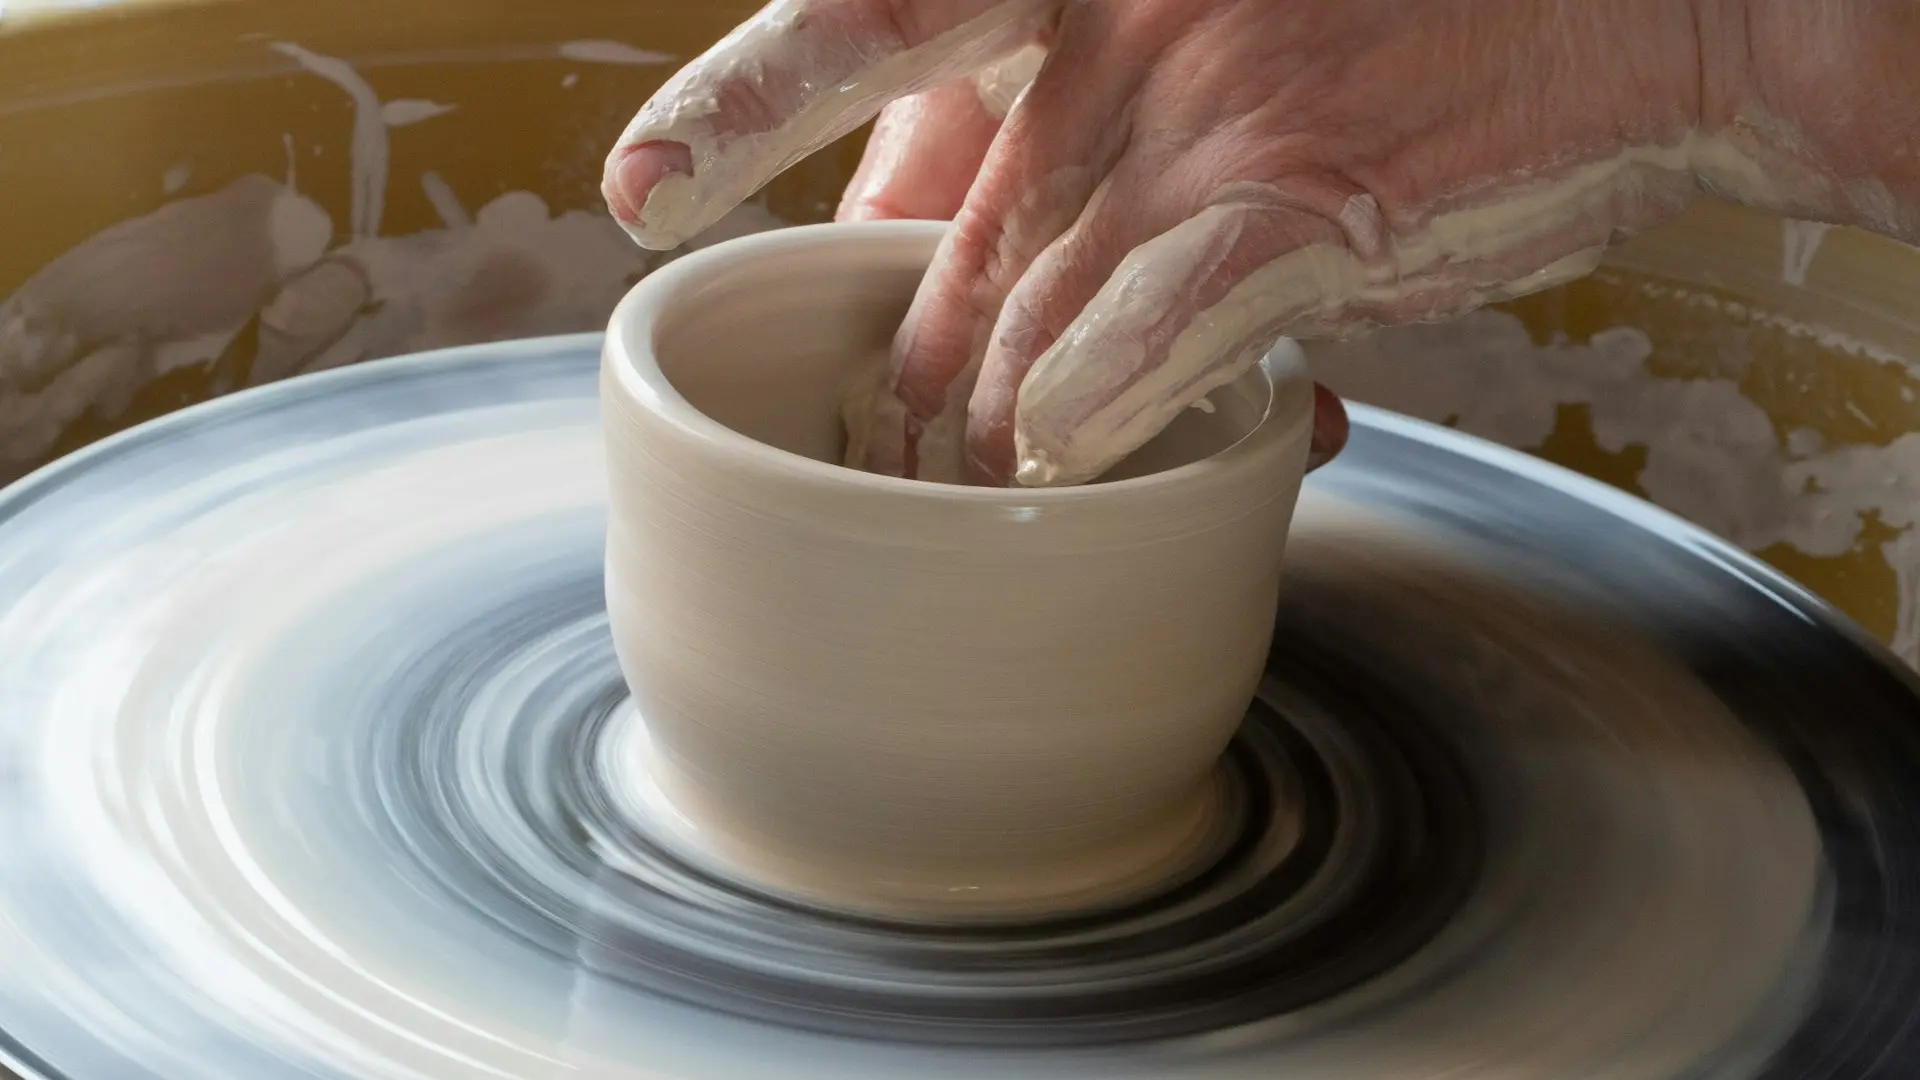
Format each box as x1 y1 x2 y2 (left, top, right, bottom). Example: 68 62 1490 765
603 219 1312 503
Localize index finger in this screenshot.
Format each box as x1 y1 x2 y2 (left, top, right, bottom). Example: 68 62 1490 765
604 0 1057 250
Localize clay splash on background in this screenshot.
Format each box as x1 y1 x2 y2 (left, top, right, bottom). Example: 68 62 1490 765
0 38 785 483
1306 289 1920 666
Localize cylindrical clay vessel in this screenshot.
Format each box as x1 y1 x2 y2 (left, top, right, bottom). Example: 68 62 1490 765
602 221 1315 920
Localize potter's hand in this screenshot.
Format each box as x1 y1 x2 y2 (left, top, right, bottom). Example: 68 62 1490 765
605 0 1920 485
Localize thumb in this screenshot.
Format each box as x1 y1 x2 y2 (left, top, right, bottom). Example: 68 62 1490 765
603 0 1057 250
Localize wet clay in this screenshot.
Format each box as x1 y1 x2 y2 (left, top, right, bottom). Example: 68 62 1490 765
600 221 1315 919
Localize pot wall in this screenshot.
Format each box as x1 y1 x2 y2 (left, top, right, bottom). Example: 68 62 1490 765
4 0 1920 663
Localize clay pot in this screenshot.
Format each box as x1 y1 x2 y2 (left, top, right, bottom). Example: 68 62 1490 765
601 220 1314 920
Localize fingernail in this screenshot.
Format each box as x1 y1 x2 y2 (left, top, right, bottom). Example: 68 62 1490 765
607 140 694 225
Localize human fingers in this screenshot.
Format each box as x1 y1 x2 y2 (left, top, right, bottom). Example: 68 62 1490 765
852 7 1144 481
1001 187 1393 488
973 233 1350 481
948 131 1344 483
836 44 1044 222
835 82 1003 223
994 157 1670 488
603 0 1057 250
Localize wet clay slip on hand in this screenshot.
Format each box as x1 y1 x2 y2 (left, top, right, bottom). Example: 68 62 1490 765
600 220 1315 922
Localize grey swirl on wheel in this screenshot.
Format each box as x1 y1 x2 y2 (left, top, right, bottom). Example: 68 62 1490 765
0 334 1913 1079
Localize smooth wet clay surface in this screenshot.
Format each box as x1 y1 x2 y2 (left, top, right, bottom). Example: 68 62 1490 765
600 221 1317 919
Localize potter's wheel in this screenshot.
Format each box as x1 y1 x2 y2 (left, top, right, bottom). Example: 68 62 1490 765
2 336 1918 1080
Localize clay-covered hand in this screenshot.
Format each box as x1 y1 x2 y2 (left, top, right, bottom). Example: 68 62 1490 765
605 0 1919 485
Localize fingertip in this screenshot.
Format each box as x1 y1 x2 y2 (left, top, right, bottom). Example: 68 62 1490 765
1008 440 1082 488
605 140 695 228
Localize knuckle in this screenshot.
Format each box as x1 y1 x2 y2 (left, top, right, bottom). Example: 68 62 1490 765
946 204 1020 317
